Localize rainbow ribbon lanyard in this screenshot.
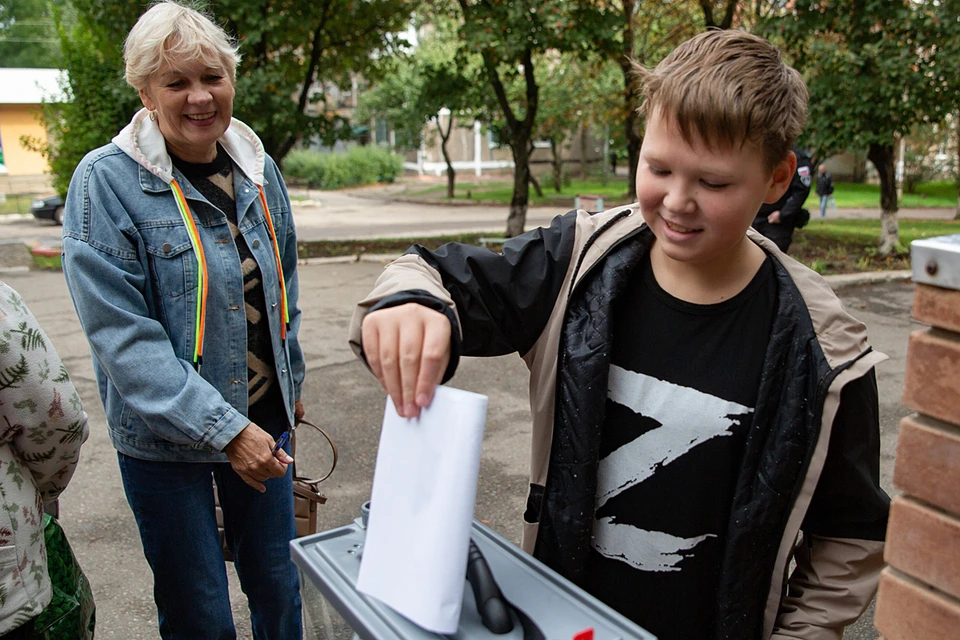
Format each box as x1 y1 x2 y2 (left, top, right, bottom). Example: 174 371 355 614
170 179 289 372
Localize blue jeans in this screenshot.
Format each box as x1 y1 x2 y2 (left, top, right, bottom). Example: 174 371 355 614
819 194 829 217
118 411 301 639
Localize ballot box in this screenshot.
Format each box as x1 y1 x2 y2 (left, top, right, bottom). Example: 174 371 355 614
291 505 657 640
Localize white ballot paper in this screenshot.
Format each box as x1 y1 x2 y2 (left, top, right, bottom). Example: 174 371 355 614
356 385 488 634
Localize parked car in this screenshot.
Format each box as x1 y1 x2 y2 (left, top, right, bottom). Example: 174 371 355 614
31 194 65 225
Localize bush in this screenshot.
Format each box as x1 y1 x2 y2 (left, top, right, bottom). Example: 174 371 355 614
283 146 404 190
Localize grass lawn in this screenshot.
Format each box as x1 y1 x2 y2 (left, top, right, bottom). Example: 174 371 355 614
803 180 958 210
787 218 960 274
404 176 638 208
404 176 959 211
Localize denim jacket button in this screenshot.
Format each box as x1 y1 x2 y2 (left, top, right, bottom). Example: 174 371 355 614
281 368 287 374
271 303 278 309
253 239 260 248
162 242 172 253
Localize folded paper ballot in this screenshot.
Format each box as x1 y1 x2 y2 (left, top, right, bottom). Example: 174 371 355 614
356 385 488 634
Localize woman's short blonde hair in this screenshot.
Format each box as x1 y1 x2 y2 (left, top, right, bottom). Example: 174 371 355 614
634 29 808 172
123 1 240 90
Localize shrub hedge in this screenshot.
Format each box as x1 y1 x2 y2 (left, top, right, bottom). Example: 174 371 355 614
283 146 405 190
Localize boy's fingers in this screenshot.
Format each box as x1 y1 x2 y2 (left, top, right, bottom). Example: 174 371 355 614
377 322 406 417
361 320 383 380
415 316 452 408
398 325 423 418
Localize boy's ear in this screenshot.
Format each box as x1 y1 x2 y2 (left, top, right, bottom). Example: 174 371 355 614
764 151 798 204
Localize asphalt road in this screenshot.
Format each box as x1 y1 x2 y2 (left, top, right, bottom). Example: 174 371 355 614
0 253 917 639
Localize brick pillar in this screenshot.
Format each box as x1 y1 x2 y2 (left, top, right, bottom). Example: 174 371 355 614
874 270 960 639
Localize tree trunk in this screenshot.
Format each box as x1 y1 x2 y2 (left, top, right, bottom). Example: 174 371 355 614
551 139 562 192
475 42 537 237
580 123 587 179
508 140 531 237
438 117 456 199
442 144 456 199
868 143 900 257
528 170 544 198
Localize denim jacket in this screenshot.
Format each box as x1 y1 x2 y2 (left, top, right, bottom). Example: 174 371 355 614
62 108 304 462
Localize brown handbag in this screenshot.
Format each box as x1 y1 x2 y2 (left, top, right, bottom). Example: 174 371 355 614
215 418 338 561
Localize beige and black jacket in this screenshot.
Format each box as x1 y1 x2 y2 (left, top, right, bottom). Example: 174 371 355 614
350 205 889 640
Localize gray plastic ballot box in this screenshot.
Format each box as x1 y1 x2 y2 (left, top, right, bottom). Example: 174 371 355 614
290 506 657 640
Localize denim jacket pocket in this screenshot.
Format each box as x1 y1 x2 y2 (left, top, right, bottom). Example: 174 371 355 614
140 222 198 300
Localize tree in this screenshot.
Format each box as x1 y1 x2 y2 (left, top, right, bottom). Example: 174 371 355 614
34 0 415 193
218 0 414 162
359 11 483 199
697 0 738 29
453 0 615 237
768 1 943 256
602 0 700 201
920 0 960 218
25 1 142 196
0 0 70 68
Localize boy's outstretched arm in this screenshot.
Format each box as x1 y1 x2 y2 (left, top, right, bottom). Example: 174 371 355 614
361 302 452 418
349 211 580 418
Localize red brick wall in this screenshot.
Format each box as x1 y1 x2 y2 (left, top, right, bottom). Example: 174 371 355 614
875 283 960 640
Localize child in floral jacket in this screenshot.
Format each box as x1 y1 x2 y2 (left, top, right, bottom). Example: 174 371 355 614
0 282 89 636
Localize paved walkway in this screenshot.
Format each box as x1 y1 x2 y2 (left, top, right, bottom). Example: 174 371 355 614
2 265 915 639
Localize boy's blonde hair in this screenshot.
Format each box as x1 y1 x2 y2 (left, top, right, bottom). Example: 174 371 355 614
635 29 808 172
124 1 240 91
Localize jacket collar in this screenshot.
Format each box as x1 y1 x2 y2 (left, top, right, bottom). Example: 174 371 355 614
112 108 266 188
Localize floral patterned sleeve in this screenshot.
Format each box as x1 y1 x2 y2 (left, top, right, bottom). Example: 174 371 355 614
0 282 89 504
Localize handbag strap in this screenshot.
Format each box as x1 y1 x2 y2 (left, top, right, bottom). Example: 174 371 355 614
290 418 338 486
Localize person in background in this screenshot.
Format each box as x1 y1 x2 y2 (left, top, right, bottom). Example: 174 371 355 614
350 30 888 640
750 146 812 253
817 163 835 218
61 2 305 638
0 281 89 639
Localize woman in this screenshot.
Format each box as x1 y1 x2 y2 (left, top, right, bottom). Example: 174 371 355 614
0 281 89 638
62 2 305 638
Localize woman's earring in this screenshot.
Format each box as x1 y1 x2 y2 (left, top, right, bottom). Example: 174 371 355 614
149 111 158 122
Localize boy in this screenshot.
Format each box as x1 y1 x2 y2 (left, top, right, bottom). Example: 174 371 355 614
350 30 888 640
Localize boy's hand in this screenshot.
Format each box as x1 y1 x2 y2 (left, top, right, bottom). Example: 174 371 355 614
767 210 782 224
362 303 452 419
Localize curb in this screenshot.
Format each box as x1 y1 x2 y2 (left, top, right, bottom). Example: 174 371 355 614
823 270 913 289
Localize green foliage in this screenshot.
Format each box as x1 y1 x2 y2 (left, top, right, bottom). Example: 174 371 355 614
0 0 72 68
282 146 403 190
28 1 141 197
801 181 958 209
357 13 485 154
764 1 944 162
34 0 414 193
217 0 414 160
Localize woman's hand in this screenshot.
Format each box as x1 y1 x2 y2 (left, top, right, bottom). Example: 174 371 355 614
361 303 451 419
224 422 293 492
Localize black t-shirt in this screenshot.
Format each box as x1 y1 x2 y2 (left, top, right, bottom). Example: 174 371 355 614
583 253 776 640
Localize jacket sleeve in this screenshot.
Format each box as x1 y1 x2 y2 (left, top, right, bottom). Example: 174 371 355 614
62 158 250 452
0 285 89 505
772 369 889 639
349 210 578 367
